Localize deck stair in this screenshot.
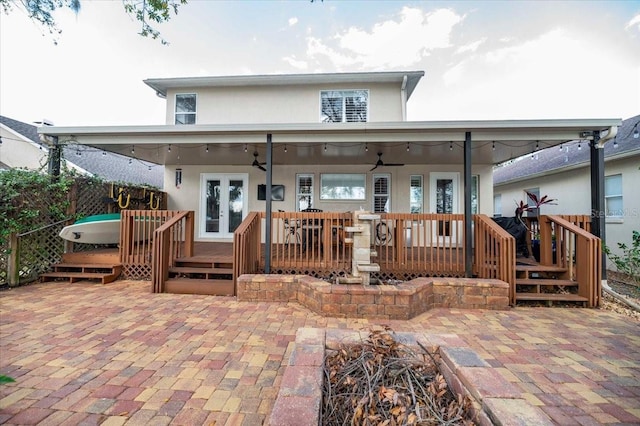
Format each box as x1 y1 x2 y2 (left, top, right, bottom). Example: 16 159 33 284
515 259 588 306
165 256 235 296
40 250 122 284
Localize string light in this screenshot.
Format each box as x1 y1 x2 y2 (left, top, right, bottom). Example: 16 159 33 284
535 141 539 151
168 144 172 153
365 143 368 152
284 144 287 153
449 141 453 151
613 137 618 149
131 145 135 155
244 144 248 153
205 144 209 153
492 141 495 151
559 144 563 151
578 142 582 150
324 143 327 152
406 142 410 152
634 123 639 139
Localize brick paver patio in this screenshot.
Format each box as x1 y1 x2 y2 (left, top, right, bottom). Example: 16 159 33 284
1 279 639 425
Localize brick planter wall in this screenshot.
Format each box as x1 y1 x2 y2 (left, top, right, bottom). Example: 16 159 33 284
237 275 509 319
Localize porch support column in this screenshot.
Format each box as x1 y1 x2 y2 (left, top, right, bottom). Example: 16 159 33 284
464 131 473 277
264 133 273 274
590 130 606 279
47 135 61 179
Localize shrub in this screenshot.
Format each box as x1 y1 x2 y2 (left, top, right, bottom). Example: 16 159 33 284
605 230 640 284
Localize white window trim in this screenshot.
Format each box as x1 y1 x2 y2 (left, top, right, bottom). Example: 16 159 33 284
372 173 391 213
605 174 623 220
319 89 369 123
175 93 197 125
320 173 366 201
296 173 314 212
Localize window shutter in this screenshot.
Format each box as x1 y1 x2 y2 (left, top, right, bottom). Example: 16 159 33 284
373 175 390 213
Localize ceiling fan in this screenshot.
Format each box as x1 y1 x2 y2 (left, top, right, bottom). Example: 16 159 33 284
370 152 404 171
252 152 267 171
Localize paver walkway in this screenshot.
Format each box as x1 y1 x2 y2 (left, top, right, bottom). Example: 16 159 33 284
0 280 639 425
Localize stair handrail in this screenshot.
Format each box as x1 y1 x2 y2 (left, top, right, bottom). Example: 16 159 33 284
473 214 516 305
233 212 261 281
544 215 601 307
151 211 194 293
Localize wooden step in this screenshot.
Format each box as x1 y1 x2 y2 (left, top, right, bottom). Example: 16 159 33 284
515 265 566 273
164 278 235 296
62 250 120 264
40 270 120 284
516 279 576 286
51 263 122 272
169 266 233 275
174 259 232 269
516 293 588 303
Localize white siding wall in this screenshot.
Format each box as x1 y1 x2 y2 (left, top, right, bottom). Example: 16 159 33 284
166 164 493 242
164 82 403 125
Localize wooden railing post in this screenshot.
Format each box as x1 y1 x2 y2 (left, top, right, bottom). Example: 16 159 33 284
7 232 19 287
539 215 554 265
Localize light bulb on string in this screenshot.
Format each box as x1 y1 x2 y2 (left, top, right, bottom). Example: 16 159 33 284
492 141 495 151
205 144 209 153
406 142 410 152
168 144 172 153
449 142 453 151
284 144 288 153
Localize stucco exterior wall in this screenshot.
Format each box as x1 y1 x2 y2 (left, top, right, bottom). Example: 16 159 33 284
0 126 48 170
494 154 640 263
166 163 494 242
164 82 403 125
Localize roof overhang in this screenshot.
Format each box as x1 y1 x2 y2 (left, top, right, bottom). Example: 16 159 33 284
39 118 622 167
144 71 425 100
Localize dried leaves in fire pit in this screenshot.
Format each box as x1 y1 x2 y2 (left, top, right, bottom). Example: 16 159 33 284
321 327 473 425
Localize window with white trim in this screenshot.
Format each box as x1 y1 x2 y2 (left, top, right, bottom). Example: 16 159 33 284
605 174 623 218
175 94 196 124
525 187 540 217
494 194 502 217
410 175 423 213
373 174 390 213
320 174 366 200
296 174 314 211
320 90 368 122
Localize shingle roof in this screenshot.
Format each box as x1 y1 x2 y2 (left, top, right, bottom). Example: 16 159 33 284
0 116 163 188
493 115 640 185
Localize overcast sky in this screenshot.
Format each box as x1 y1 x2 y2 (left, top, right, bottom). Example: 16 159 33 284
1 1 638 127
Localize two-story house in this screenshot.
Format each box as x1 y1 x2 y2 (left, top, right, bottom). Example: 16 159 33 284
39 71 621 305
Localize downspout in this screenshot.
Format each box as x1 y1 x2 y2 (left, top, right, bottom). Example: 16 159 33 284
596 126 617 148
401 75 408 121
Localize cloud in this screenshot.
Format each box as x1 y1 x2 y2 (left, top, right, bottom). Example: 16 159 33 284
282 55 308 70
305 7 463 69
455 38 486 54
626 13 640 32
288 17 298 27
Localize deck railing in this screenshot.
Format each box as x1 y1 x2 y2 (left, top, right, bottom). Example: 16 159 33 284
233 212 262 280
473 214 517 304
258 211 466 280
144 211 194 293
542 215 601 307
120 210 186 279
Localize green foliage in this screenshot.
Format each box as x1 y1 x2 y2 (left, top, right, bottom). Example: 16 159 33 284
0 169 73 245
0 375 15 384
605 230 640 284
1 0 186 44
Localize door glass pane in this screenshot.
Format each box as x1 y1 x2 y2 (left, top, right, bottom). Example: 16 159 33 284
206 180 221 233
436 179 454 213
437 178 453 237
227 179 244 233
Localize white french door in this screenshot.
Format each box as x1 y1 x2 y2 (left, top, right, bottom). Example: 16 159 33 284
429 172 460 245
200 173 248 239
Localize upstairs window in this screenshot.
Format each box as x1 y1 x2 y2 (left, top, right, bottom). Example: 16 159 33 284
320 90 368 123
175 94 196 125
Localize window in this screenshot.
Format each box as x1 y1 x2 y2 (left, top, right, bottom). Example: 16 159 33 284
410 175 423 213
605 174 623 218
471 175 479 214
320 90 368 123
320 174 365 200
494 194 502 217
525 187 539 217
296 174 314 211
175 94 196 124
373 174 390 213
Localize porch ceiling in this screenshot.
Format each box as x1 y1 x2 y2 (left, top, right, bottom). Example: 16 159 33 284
40 118 621 167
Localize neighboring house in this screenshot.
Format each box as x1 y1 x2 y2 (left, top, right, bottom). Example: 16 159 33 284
0 115 163 188
38 71 620 243
493 114 640 262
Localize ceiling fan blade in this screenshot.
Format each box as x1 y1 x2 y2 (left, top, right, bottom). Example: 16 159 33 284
258 164 267 172
386 163 405 166
369 165 378 171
